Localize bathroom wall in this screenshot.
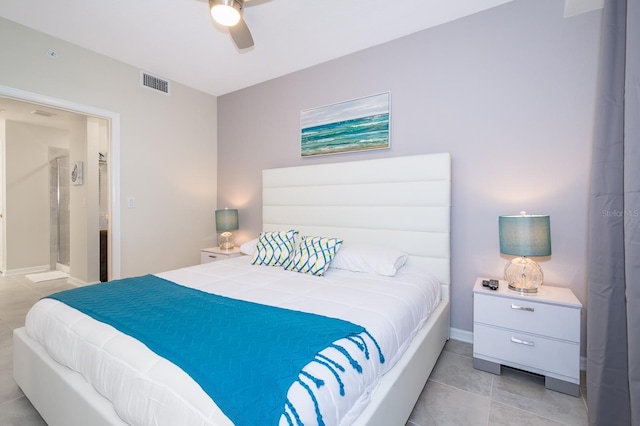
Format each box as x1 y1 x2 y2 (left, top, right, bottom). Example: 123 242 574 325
4 120 68 273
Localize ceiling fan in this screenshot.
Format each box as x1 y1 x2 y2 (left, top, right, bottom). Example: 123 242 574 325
209 0 258 49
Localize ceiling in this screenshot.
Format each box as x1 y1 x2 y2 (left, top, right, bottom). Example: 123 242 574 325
0 97 82 130
0 0 516 97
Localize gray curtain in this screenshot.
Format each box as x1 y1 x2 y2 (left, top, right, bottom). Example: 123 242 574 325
587 0 639 424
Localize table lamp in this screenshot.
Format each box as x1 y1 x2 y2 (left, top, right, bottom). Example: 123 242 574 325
215 208 239 250
499 212 551 294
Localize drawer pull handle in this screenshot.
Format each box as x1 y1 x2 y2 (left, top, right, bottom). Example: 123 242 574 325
511 303 534 312
511 337 535 346
209 255 217 259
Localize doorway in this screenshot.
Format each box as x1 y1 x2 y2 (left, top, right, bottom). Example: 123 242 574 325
0 85 121 282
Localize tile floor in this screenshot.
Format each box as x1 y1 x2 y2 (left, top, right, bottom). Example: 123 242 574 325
407 339 588 425
0 273 589 425
0 272 74 425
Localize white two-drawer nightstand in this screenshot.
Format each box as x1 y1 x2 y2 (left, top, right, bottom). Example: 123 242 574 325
200 246 242 264
472 277 582 396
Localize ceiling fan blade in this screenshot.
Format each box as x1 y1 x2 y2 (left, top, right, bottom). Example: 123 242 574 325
229 17 254 49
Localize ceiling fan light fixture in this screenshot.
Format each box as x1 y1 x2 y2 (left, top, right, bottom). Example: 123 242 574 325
211 0 242 27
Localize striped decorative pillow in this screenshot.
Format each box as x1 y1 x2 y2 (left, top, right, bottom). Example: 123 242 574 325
284 236 343 276
251 230 298 266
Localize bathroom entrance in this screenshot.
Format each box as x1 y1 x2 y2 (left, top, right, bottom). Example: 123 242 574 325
0 95 111 284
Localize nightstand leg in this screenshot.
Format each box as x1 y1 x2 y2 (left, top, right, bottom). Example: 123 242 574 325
473 357 502 375
545 377 580 397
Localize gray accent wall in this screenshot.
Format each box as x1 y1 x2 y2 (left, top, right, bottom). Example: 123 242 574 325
217 0 602 349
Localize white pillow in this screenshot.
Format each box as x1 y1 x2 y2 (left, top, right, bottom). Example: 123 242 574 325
329 243 408 276
240 238 258 255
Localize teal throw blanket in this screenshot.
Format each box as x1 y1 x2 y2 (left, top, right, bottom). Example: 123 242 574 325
47 275 384 426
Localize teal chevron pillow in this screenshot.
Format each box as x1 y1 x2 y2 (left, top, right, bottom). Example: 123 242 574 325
251 230 298 266
284 236 343 276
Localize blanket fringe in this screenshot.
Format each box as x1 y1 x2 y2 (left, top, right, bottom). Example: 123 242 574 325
296 377 325 426
281 331 385 425
312 357 345 396
284 400 303 426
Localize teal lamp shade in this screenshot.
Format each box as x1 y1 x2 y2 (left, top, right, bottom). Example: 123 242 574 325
499 214 551 257
499 213 551 293
215 209 239 232
215 209 239 250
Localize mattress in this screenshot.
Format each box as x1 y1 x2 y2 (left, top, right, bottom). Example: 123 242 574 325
24 256 441 426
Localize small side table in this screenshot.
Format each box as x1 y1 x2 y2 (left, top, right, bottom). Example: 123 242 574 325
472 277 582 396
200 246 242 264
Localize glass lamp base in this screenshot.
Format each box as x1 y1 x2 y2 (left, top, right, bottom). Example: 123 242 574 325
504 257 543 294
218 232 235 250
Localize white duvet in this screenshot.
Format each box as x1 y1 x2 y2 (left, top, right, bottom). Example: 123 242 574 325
25 256 440 426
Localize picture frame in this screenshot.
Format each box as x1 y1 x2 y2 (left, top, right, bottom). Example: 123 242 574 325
70 161 83 185
300 92 390 157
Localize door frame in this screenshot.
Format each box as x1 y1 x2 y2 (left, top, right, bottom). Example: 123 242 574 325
0 85 121 280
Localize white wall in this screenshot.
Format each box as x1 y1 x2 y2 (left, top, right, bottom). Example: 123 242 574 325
0 17 219 277
4 121 68 272
67 115 96 284
216 0 602 352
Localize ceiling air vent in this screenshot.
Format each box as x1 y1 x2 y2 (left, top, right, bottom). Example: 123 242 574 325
141 71 170 95
31 109 55 117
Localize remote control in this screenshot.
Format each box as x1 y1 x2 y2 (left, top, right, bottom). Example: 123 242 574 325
482 279 499 290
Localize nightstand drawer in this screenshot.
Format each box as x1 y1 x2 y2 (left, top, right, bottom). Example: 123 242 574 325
201 252 221 263
474 324 580 381
200 247 242 264
474 293 580 342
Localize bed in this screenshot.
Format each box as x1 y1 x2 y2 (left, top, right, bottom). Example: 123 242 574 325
13 152 451 426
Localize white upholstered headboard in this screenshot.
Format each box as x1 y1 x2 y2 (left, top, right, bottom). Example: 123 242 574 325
262 153 451 296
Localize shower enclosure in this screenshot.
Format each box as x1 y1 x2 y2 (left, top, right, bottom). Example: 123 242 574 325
99 153 109 281
49 149 70 271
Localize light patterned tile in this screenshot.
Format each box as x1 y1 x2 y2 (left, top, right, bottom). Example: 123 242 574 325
0 323 13 371
0 367 23 405
429 349 494 397
492 367 588 426
408 380 490 426
580 369 587 405
443 338 473 358
489 401 566 425
24 278 74 297
0 307 31 330
0 395 46 425
0 285 38 306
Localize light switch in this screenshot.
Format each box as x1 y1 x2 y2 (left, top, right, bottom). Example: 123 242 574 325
127 197 136 209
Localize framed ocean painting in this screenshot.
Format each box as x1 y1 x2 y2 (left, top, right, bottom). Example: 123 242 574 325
300 92 390 157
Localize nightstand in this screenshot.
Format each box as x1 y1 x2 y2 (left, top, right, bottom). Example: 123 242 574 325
472 277 582 396
200 246 242 264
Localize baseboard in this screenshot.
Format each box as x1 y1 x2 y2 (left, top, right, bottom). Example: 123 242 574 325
2 265 49 276
68 276 88 287
450 327 473 343
56 263 70 273
450 327 587 371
